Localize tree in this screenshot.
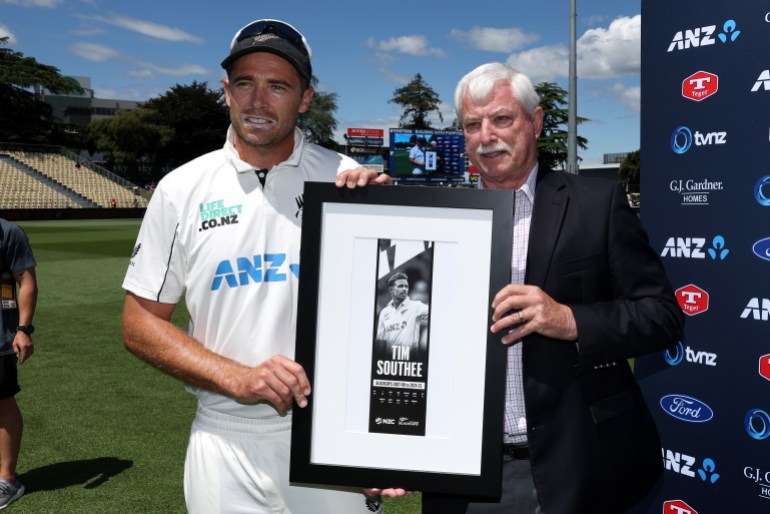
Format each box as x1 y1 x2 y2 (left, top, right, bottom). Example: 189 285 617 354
85 108 173 182
535 82 588 170
298 76 340 149
0 37 83 142
143 81 229 169
389 73 443 129
619 149 640 192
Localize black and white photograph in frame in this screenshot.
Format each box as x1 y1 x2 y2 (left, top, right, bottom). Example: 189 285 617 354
290 182 513 496
370 239 434 437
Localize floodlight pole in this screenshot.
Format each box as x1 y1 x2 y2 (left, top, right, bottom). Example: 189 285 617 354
567 0 578 174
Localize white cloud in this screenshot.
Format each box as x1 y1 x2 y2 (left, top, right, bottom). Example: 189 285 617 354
127 69 154 79
611 83 640 112
372 51 398 66
138 61 208 76
506 44 568 83
86 14 203 43
367 35 445 57
377 67 413 84
0 24 17 44
0 0 62 7
70 26 105 37
68 41 205 78
450 26 539 53
69 42 120 62
578 15 640 79
504 15 641 82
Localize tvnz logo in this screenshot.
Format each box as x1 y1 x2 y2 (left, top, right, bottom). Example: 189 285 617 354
664 341 717 367
671 126 727 154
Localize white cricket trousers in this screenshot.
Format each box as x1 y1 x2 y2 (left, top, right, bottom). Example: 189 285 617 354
184 406 373 514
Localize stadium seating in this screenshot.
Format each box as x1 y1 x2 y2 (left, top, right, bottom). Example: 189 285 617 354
2 151 148 209
0 160 81 209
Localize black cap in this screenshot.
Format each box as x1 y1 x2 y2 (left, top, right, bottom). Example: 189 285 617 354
221 19 312 83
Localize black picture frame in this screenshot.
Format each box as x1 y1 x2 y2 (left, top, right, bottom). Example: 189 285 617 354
290 182 513 497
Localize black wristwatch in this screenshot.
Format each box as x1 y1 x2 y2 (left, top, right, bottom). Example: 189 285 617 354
16 324 34 335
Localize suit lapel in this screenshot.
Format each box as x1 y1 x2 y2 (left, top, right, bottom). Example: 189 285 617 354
525 168 568 286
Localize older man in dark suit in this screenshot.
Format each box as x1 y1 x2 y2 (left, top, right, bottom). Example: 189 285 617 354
419 63 684 514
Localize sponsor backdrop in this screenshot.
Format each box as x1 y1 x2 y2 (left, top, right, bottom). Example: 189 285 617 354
633 1 770 513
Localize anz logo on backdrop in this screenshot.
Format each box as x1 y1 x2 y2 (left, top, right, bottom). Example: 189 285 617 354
660 235 729 260
752 70 770 92
741 298 770 321
667 19 741 52
662 448 721 484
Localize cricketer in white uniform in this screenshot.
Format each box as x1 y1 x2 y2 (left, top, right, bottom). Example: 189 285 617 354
375 273 429 356
408 141 425 175
122 18 388 514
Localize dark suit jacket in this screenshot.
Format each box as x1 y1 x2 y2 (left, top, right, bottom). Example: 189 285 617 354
423 168 684 514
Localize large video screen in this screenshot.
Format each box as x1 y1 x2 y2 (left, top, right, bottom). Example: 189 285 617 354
388 129 466 184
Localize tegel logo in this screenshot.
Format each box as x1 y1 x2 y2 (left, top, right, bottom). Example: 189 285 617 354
745 409 770 440
667 19 741 52
676 284 709 316
660 394 714 423
753 238 770 262
663 499 698 514
671 126 727 154
760 354 770 381
741 298 770 321
755 176 770 206
683 71 718 101
752 70 770 92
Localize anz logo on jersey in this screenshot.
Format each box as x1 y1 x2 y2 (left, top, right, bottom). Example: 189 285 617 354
210 253 300 291
382 321 408 333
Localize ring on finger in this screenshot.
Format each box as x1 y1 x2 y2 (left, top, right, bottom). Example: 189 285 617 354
517 310 524 323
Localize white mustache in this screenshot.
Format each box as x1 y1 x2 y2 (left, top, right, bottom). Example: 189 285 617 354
475 142 512 155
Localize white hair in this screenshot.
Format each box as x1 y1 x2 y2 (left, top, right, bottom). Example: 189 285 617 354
454 62 540 120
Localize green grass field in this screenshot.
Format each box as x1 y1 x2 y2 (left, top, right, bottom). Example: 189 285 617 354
11 219 421 513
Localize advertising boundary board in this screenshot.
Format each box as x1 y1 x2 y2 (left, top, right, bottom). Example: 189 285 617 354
633 1 770 512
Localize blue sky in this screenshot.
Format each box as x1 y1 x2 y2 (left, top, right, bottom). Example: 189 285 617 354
1 0 641 166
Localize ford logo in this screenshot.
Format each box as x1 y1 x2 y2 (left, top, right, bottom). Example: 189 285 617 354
660 394 714 423
752 238 770 262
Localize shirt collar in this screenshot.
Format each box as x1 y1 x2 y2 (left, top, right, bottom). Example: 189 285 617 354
477 162 539 204
518 164 538 206
223 126 306 173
